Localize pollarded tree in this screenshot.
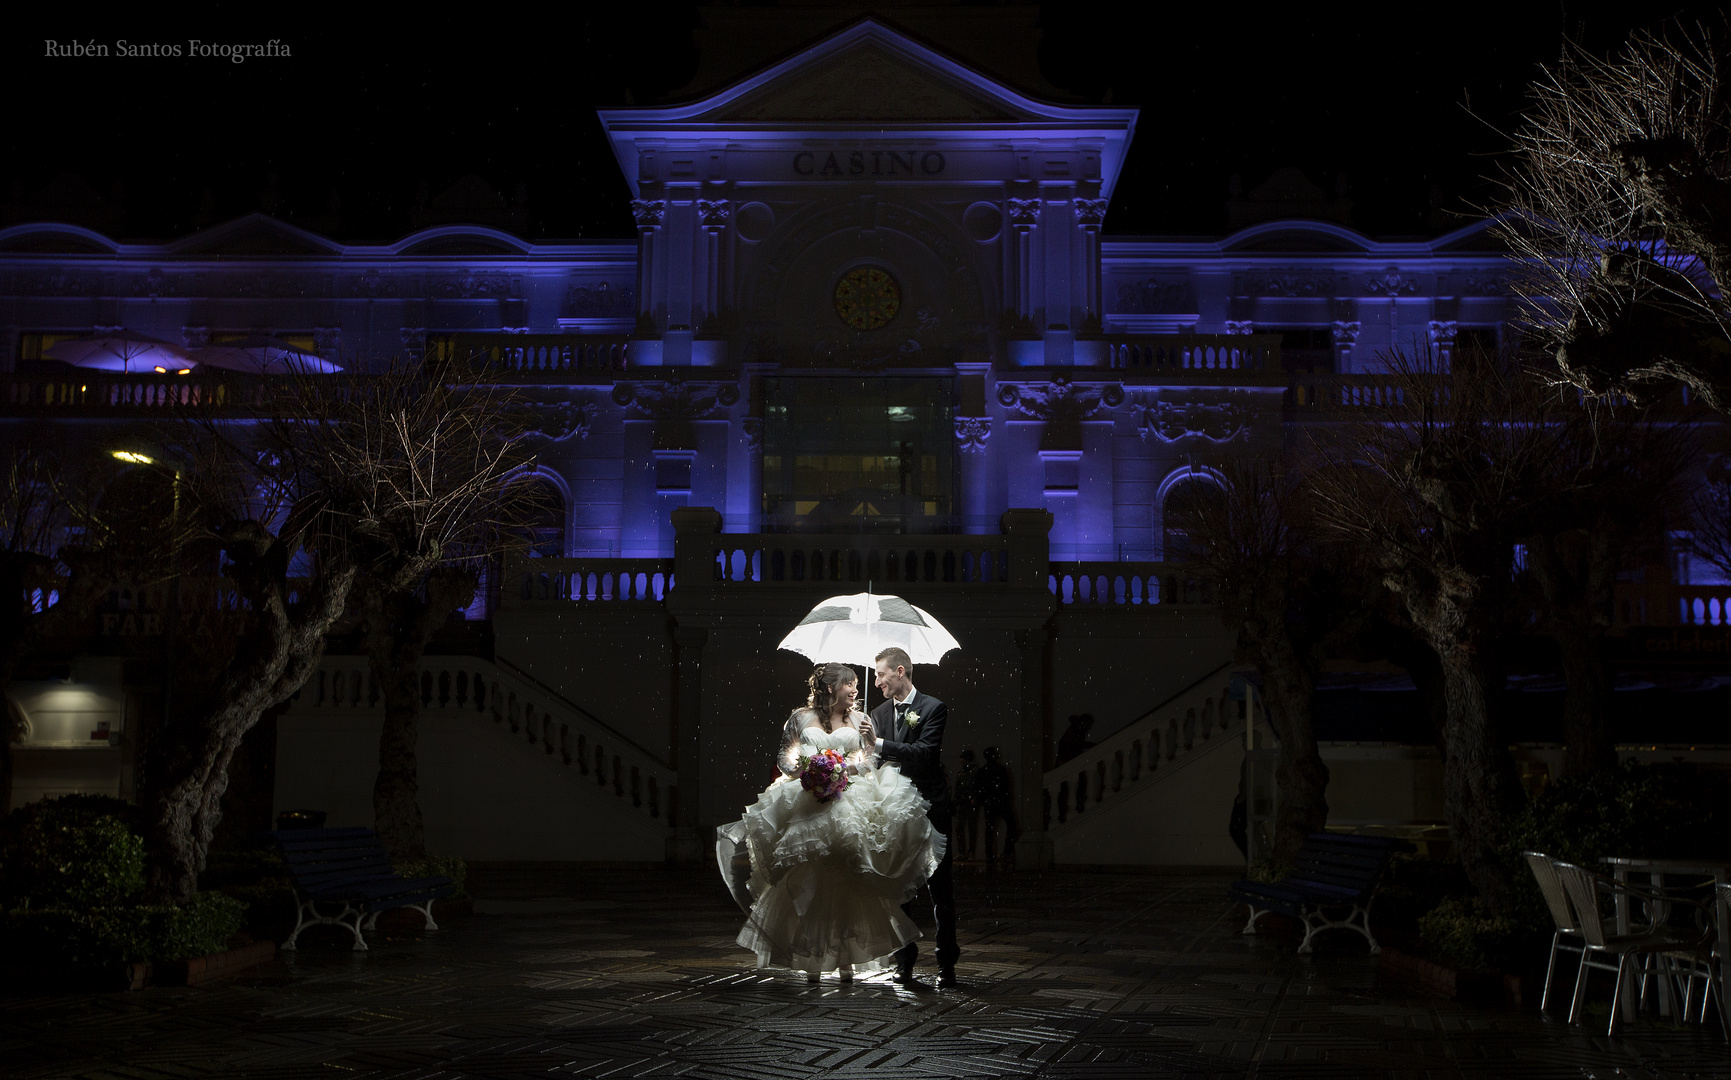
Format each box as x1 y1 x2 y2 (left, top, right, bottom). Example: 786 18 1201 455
1497 18 1731 406
1175 458 1337 865
140 358 535 902
1309 348 1580 916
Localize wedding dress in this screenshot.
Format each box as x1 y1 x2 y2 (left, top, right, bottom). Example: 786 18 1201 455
722 711 946 975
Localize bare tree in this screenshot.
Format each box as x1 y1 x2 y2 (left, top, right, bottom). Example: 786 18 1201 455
1519 406 1693 777
1497 19 1731 406
139 359 534 902
1177 459 1334 864
1310 349 1578 915
0 450 69 814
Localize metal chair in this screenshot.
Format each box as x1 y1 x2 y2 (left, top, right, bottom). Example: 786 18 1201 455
1552 860 1711 1036
1523 851 1590 1013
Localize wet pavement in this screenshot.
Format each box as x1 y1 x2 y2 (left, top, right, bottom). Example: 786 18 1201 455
3 868 1728 1079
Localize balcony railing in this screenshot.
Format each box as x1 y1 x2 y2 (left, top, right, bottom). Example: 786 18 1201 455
1049 561 1213 607
1100 333 1282 374
439 333 630 381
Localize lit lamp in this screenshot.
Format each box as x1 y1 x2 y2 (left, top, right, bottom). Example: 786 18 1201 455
111 450 154 465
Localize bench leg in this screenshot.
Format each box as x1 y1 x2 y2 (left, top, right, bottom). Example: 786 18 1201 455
340 903 369 951
411 899 440 931
282 895 319 951
1296 902 1379 955
1241 905 1266 935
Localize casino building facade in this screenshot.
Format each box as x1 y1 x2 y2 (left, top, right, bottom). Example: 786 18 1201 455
7 20 1702 867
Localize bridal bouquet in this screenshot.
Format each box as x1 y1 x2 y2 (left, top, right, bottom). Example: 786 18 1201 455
797 748 850 802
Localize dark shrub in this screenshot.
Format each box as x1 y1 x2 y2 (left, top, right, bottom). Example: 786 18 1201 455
2 891 246 965
0 797 145 908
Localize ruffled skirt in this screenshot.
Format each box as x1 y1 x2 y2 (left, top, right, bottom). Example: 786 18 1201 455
726 763 945 974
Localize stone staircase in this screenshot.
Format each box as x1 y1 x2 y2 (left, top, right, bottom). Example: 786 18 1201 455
1042 663 1247 865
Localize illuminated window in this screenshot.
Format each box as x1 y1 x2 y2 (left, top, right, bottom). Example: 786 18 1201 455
760 377 953 534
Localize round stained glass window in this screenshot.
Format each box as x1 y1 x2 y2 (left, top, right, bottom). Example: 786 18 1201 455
833 266 901 330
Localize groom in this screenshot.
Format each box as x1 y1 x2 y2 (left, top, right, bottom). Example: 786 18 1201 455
862 646 957 988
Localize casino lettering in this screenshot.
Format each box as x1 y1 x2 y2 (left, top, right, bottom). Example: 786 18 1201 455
792 149 946 176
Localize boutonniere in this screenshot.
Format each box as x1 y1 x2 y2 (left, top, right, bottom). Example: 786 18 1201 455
904 710 922 728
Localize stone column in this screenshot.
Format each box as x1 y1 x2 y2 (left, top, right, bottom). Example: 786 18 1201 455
670 625 707 865
667 506 721 864
1015 626 1054 870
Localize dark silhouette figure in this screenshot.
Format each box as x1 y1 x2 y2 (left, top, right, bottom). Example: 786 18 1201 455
976 746 1020 870
1056 713 1096 763
953 749 980 861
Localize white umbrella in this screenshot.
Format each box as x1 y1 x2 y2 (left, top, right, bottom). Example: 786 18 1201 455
190 335 343 374
776 589 960 713
46 331 193 373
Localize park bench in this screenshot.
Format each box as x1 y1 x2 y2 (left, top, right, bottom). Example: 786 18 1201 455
266 827 455 951
1228 832 1415 954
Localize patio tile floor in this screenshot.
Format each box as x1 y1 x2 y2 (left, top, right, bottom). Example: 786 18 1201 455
3 869 1727 1079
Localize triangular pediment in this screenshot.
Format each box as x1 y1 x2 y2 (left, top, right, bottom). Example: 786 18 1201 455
168 213 343 257
718 40 1021 123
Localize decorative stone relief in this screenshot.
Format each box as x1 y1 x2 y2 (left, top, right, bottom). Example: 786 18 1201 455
812 335 924 369
524 395 601 442
431 271 511 299
567 282 635 319
1131 390 1252 444
996 378 1124 421
1331 320 1362 344
1464 275 1508 296
399 327 427 354
1239 272 1335 297
1074 198 1108 226
1007 198 1040 227
741 416 763 451
1365 272 1419 296
1427 320 1458 345
954 415 992 452
612 380 740 419
351 269 397 297
1114 279 1195 314
1225 320 1256 335
135 268 175 297
18 271 98 296
630 200 665 228
698 200 730 228
314 327 342 356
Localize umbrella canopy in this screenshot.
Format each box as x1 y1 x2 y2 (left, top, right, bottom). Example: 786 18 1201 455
777 591 960 672
190 335 343 374
45 331 193 373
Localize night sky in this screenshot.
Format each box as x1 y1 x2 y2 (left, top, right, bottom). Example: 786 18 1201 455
5 3 1723 244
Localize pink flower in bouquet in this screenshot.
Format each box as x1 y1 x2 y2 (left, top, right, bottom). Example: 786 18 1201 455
798 748 850 803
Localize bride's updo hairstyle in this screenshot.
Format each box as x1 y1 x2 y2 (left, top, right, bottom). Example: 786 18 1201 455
805 663 857 729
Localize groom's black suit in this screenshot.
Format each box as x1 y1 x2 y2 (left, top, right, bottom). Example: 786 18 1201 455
871 689 957 974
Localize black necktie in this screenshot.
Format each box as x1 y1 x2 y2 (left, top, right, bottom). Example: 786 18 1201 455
896 703 909 726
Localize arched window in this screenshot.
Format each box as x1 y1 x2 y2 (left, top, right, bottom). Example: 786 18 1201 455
1161 476 1225 562
520 475 567 558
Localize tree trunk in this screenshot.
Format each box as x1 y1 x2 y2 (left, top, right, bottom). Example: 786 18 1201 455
371 646 428 861
1557 626 1618 777
1256 647 1329 865
1433 647 1524 917
140 535 355 904
366 571 477 861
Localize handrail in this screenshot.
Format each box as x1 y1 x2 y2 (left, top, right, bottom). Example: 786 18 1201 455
492 654 664 765
1043 663 1242 830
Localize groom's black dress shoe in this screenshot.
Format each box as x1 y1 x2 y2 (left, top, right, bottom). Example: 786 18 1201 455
937 968 959 989
892 969 931 990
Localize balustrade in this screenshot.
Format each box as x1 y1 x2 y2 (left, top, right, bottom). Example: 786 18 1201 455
0 373 262 414
1043 665 1239 829
706 535 1013 587
507 558 674 607
1048 561 1211 606
1102 334 1280 374
297 656 675 827
441 333 630 378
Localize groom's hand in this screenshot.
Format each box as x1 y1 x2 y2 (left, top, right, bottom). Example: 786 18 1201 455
858 717 877 752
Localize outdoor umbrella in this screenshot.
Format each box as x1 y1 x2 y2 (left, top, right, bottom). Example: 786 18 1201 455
718 590 962 913
45 330 193 373
775 590 960 679
190 335 343 374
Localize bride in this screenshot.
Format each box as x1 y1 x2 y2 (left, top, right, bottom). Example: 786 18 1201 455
722 662 946 981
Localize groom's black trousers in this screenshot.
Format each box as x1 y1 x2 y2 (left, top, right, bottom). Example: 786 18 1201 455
895 799 958 971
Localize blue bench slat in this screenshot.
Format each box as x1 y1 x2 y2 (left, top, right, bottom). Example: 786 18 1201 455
267 828 456 914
